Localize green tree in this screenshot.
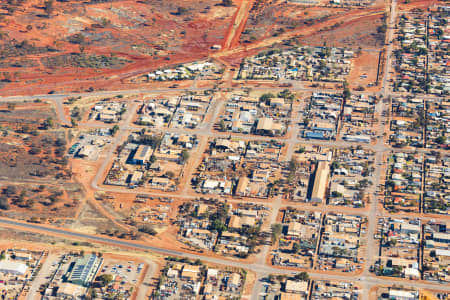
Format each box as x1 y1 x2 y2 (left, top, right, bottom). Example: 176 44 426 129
43 117 53 129
0 196 9 210
165 171 175 179
292 242 301 253
343 87 351 100
259 93 275 104
177 7 188 15
294 271 309 281
44 0 54 16
181 149 190 163
296 146 305 153
96 274 113 287
210 219 226 233
110 125 119 136
138 225 157 235
71 118 78 128
271 223 282 243
219 119 226 132
7 102 16 111
331 191 343 198
435 136 446 145
330 160 340 171
4 185 17 196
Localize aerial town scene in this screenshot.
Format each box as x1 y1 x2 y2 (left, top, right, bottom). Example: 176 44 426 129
0 0 448 299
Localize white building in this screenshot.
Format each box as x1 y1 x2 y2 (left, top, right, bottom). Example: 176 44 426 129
388 289 419 300
0 261 28 275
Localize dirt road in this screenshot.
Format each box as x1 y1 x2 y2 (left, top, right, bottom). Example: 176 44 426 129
223 0 254 50
214 8 385 58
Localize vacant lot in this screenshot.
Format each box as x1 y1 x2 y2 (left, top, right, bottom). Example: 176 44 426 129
0 102 54 127
298 13 386 48
241 2 349 43
0 102 71 181
41 53 131 69
0 182 83 220
0 0 236 94
62 202 124 235
0 130 71 180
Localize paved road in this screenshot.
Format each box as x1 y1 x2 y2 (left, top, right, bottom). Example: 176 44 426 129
1 0 447 295
0 218 448 293
0 86 377 103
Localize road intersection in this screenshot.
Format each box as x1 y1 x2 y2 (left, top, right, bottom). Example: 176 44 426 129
0 0 448 297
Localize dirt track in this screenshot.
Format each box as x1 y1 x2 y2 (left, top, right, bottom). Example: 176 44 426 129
213 7 385 58
222 0 255 50
0 0 440 97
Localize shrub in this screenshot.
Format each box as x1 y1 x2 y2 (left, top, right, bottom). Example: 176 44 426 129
0 196 9 210
138 225 157 235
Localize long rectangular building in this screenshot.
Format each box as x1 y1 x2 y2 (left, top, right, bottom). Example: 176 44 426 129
309 161 330 203
67 254 102 287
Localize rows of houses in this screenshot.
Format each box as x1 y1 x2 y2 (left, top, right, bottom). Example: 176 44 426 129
155 260 244 300
393 11 428 94
136 97 178 127
290 0 376 6
171 95 211 129
384 152 423 212
317 214 365 272
237 46 353 83
426 7 450 95
423 152 450 214
136 95 211 129
0 249 44 299
90 100 127 123
273 209 322 269
374 218 450 283
194 138 284 198
217 94 291 136
328 0 376 6
328 147 375 207
105 132 197 191
300 93 342 141
389 97 448 149
177 200 267 257
425 98 449 149
389 97 424 148
299 93 376 143
311 280 360 300
273 212 365 273
261 277 361 300
423 221 450 282
377 286 449 299
373 217 421 280
384 151 449 214
147 60 223 81
393 9 449 95
286 145 332 202
341 94 377 143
